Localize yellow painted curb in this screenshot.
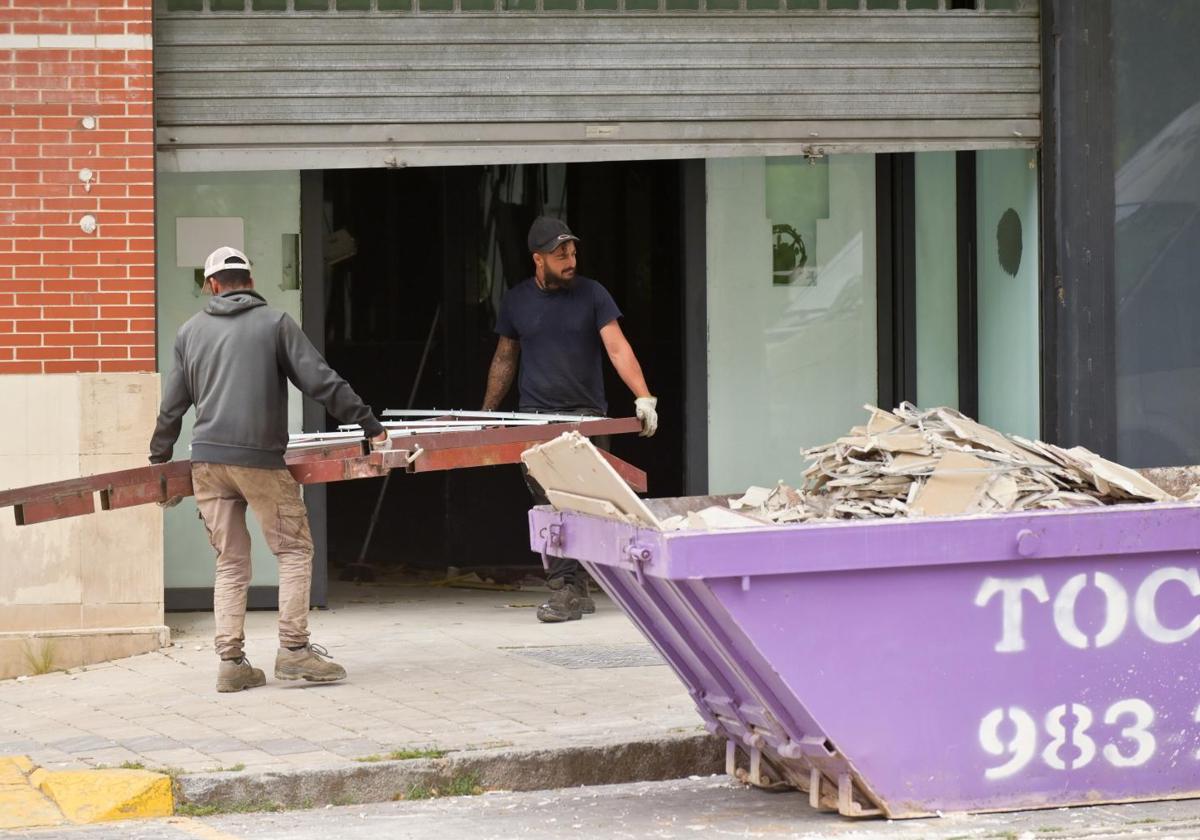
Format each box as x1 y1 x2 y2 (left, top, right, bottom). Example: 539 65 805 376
0 755 65 830
0 755 34 786
35 767 174 824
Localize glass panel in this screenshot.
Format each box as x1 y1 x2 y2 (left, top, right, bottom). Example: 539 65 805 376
543 0 579 8
504 0 536 8
666 0 699 8
377 0 413 8
293 0 330 9
867 0 899 8
337 0 371 8
906 0 940 9
585 0 618 8
460 0 492 7
209 0 245 10
826 0 860 9
419 0 453 9
625 0 659 8
746 0 780 9
165 0 204 10
705 0 739 8
915 152 959 409
976 149 1039 438
707 155 877 491
785 0 820 8
1113 0 1200 467
252 0 288 9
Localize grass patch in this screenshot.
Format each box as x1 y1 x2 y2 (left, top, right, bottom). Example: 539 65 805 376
176 800 285 817
21 639 58 676
119 761 146 770
397 773 483 801
207 763 245 773
354 747 447 763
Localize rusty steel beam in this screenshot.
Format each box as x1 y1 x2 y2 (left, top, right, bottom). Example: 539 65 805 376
598 450 649 493
0 461 192 510
288 457 377 485
409 441 537 474
101 472 195 512
1 419 647 526
15 492 97 526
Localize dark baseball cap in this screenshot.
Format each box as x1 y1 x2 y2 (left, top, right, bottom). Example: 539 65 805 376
527 217 580 253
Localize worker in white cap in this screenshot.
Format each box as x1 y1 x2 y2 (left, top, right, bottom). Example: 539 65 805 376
150 246 389 693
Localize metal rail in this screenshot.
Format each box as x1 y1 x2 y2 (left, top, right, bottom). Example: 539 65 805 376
0 417 645 526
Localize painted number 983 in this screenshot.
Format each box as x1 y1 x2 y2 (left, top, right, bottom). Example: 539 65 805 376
979 699 1158 779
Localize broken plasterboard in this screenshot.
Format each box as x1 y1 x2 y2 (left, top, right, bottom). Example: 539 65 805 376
910 451 993 516
522 432 660 528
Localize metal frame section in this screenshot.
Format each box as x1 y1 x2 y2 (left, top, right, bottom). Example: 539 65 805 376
382 409 604 422
955 149 980 420
154 6 1041 172
681 157 708 496
1038 0 1116 453
875 152 917 410
160 0 1035 13
300 169 330 606
0 417 646 526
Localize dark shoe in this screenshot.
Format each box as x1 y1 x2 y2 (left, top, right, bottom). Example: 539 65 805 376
537 583 583 623
274 643 347 683
570 579 596 615
217 657 266 693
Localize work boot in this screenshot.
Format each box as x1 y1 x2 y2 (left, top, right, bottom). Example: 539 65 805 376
571 578 596 615
217 657 266 693
274 643 347 683
537 578 583 623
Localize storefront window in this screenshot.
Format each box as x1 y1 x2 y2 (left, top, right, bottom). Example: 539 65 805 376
706 155 876 492
976 149 1040 440
1113 1 1200 467
915 151 959 410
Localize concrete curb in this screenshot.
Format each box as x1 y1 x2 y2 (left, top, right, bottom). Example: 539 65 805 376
175 733 724 811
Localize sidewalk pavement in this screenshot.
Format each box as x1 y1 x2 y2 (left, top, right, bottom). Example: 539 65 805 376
0 581 706 782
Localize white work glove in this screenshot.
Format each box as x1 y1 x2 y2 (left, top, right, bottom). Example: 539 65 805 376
369 431 391 451
635 396 658 438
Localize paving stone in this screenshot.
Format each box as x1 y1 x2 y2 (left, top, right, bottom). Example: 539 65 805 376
0 585 699 776
258 739 321 757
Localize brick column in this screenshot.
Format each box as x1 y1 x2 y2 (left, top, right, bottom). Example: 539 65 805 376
0 1 155 375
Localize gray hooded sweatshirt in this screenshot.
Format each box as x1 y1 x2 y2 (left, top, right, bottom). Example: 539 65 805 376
149 290 384 468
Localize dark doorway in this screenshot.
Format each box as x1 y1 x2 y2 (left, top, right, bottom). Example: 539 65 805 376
318 161 685 578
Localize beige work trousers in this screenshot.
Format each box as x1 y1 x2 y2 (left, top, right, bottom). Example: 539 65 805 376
192 462 313 660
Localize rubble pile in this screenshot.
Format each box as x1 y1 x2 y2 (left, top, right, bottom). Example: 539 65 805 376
668 404 1175 531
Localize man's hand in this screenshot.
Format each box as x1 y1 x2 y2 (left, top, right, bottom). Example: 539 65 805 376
370 431 391 451
635 396 658 438
157 496 183 509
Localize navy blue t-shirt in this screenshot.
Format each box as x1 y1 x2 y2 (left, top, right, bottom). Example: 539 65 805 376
495 276 622 414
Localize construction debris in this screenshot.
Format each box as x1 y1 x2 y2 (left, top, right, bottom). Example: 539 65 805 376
673 404 1177 530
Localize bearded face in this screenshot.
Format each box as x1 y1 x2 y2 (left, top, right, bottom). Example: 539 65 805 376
537 244 577 290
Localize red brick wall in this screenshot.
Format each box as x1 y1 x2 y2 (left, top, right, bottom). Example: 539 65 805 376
0 1 155 375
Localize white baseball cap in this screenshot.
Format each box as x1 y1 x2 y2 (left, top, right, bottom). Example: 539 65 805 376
203 246 251 279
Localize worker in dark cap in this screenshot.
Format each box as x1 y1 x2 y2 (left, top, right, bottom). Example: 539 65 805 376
482 217 657 623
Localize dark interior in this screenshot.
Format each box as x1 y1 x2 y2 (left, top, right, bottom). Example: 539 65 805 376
319 161 685 577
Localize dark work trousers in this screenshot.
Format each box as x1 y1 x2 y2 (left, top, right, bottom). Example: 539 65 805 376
522 428 611 586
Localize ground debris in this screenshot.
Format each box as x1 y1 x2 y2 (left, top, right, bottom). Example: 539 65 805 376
672 404 1176 530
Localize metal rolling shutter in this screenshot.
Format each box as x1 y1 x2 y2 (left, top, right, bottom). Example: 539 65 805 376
155 1 1040 172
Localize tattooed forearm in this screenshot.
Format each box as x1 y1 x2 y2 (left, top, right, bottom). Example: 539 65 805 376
482 337 520 411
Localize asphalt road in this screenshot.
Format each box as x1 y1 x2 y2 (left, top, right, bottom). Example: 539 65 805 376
8 777 1200 840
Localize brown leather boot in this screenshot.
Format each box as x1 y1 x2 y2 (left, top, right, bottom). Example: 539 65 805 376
274 643 347 683
217 657 266 693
